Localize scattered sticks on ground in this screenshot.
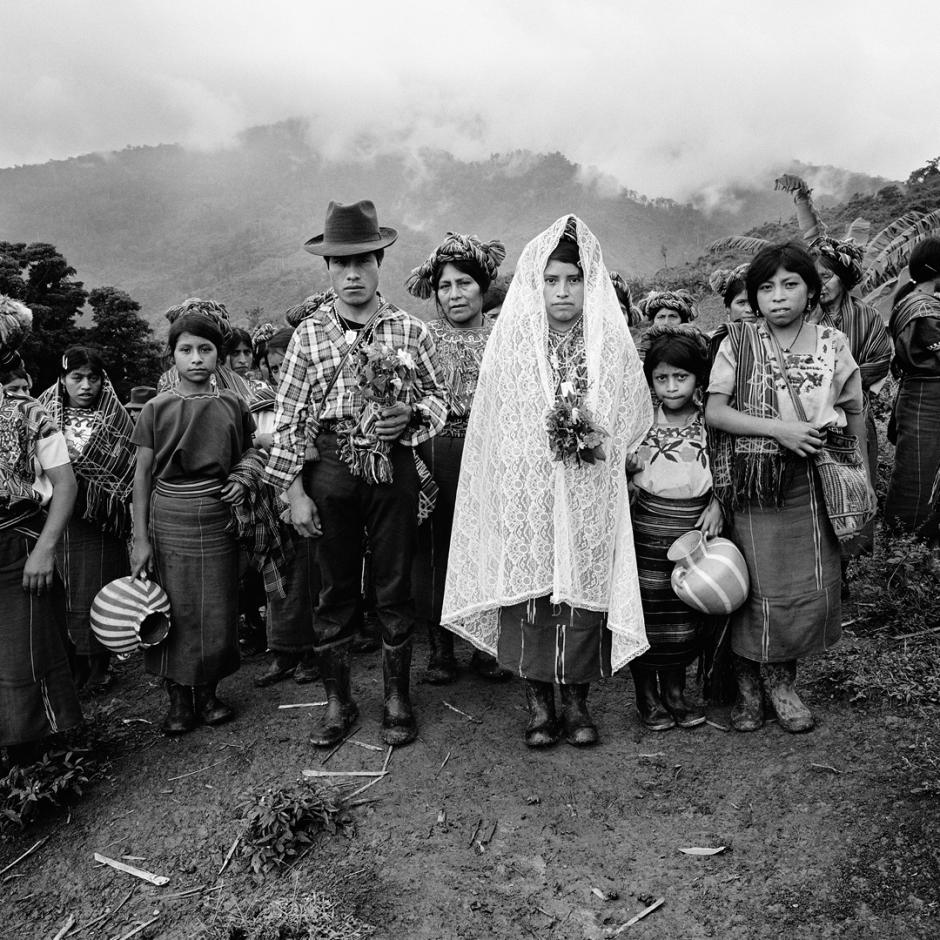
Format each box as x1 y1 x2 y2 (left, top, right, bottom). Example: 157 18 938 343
166 756 231 782
277 702 328 709
113 913 160 940
442 701 483 724
51 913 75 939
321 725 362 766
219 836 240 876
606 896 665 935
93 853 169 886
0 836 48 879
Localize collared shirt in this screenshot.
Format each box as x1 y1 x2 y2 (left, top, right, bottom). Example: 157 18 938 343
263 296 448 489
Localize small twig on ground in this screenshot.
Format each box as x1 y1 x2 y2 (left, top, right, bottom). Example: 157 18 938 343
344 774 389 801
436 751 451 774
347 739 383 752
442 701 483 723
277 701 328 709
607 896 665 935
638 752 665 759
482 820 498 845
160 886 204 900
167 756 230 782
705 720 730 732
218 836 240 876
382 745 393 773
321 725 362 766
52 913 75 940
69 886 135 936
892 625 940 641
302 769 387 778
93 853 169 886
0 837 48 878
114 914 160 940
810 763 842 774
467 818 482 848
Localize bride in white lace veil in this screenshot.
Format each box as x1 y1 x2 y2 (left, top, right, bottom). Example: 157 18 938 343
441 215 652 742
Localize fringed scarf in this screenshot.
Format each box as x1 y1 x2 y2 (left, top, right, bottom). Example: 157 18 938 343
37 377 136 539
225 449 294 599
710 321 794 514
812 294 891 392
0 390 55 521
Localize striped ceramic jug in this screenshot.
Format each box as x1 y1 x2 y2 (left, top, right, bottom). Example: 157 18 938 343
667 530 749 615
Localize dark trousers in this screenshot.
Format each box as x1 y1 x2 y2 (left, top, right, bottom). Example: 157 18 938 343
306 432 419 651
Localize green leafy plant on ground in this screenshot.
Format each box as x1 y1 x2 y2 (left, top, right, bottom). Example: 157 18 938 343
0 749 92 831
237 782 354 880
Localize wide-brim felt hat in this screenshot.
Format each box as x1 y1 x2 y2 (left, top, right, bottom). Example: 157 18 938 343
126 386 158 411
304 199 398 257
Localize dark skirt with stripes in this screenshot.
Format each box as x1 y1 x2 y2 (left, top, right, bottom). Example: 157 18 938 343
497 596 612 684
729 461 841 662
631 489 709 670
413 434 463 626
885 376 940 533
56 515 129 656
144 480 240 685
267 533 319 654
0 521 83 746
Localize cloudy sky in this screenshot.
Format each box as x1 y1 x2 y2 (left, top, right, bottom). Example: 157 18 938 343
5 0 939 199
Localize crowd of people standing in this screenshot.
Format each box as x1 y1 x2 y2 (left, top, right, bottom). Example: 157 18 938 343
2 196 939 766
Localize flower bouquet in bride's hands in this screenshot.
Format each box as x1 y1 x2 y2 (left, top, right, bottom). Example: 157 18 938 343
545 381 608 467
339 342 416 484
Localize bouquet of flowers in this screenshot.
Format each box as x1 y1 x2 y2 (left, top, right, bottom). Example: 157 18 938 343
545 381 607 467
339 342 416 484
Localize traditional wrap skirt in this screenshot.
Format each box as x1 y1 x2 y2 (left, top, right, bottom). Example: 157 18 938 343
144 480 240 685
729 461 841 662
497 596 612 684
885 376 940 533
413 434 463 626
56 516 129 656
631 490 710 670
267 533 319 654
0 520 83 746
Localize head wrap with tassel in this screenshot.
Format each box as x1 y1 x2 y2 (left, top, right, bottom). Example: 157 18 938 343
406 232 506 299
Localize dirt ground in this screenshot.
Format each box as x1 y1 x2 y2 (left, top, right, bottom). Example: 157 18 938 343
2 631 938 940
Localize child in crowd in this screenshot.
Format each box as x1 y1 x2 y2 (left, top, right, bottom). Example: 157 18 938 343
627 328 722 731
131 308 255 734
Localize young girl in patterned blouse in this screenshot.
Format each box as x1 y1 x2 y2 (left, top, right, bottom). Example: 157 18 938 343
627 328 722 731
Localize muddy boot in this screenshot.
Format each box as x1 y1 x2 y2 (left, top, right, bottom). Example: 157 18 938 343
382 640 417 746
659 665 706 729
254 652 299 687
762 660 814 733
629 663 675 731
351 607 381 655
559 683 598 747
469 649 513 682
524 679 560 748
86 652 114 695
310 644 359 747
195 683 235 726
425 623 458 685
730 655 764 732
294 651 321 685
161 681 196 735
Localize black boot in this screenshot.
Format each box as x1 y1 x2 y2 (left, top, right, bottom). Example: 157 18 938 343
293 651 321 685
195 683 235 726
629 663 675 731
351 606 381 654
382 640 417 746
254 652 299 687
310 644 359 747
730 655 764 732
559 683 598 746
762 660 814 733
469 649 513 682
86 652 114 695
659 665 706 729
161 681 196 735
425 623 458 684
524 679 560 748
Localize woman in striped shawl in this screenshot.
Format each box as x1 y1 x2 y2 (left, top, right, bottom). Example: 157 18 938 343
38 347 135 693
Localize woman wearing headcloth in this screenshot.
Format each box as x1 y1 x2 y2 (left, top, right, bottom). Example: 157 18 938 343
808 236 891 555
37 347 135 692
156 298 255 403
635 289 700 360
441 216 653 748
0 298 82 764
406 232 512 684
131 307 256 734
884 238 940 533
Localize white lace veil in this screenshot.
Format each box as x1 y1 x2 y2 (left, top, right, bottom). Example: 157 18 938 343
440 215 653 672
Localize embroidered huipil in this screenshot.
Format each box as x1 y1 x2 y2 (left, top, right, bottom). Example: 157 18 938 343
631 407 712 499
264 297 447 489
427 318 491 436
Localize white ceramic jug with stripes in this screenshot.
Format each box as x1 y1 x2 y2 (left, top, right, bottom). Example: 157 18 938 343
667 530 750 615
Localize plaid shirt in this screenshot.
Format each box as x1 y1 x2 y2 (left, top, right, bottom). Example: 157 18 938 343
263 296 447 489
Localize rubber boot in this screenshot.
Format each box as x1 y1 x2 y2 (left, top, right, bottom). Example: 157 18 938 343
161 681 196 735
659 665 706 728
559 683 598 746
469 649 513 682
310 644 359 747
762 660 815 733
425 623 458 684
195 683 235 726
293 651 321 685
86 651 114 694
730 655 764 732
382 640 417 746
524 679 560 748
351 606 381 654
629 663 675 731
254 652 299 687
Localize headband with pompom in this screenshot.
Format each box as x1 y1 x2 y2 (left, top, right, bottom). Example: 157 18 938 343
250 322 276 358
811 236 864 290
285 289 336 328
406 232 506 299
708 263 750 298
0 296 34 358
636 288 697 322
165 297 232 342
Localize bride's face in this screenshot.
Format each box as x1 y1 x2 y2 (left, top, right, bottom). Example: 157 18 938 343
543 260 584 331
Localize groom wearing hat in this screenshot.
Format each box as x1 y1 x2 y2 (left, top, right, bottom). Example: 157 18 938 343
265 200 447 748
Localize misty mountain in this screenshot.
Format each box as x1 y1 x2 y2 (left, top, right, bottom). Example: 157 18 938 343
0 119 895 330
